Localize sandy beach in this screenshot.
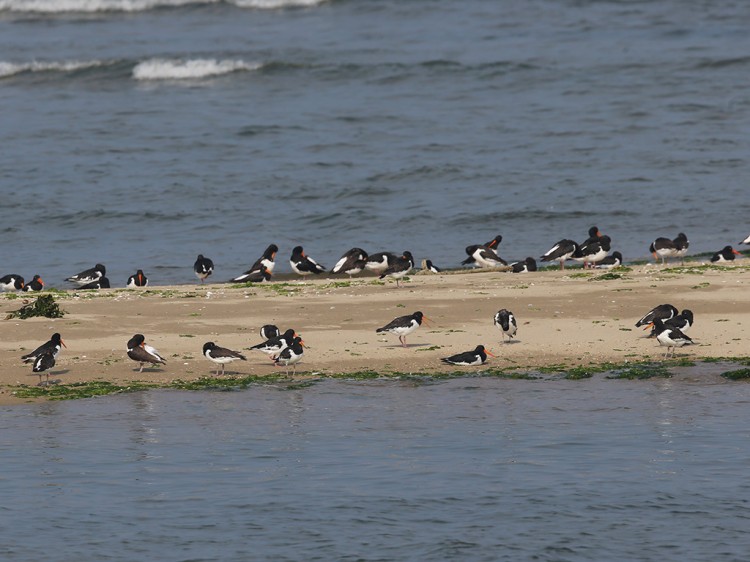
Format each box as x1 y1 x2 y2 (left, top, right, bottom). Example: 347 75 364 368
1 263 748 404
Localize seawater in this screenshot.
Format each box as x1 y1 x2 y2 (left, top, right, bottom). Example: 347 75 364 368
3 376 750 561
2 0 750 286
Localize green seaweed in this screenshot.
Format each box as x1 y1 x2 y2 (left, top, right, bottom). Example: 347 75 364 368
5 295 66 320
721 368 750 381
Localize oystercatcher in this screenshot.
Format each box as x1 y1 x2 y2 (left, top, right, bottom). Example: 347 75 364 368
424 260 442 273
650 233 689 265
441 345 495 366
259 324 280 340
22 275 44 292
376 310 427 347
0 274 25 291
203 342 247 375
711 246 741 262
194 254 214 283
290 246 326 275
572 234 611 268
79 277 110 289
231 244 278 282
635 304 678 328
742 235 750 245
126 269 148 288
66 263 106 285
461 235 503 266
540 240 578 270
648 318 693 358
510 257 537 273
21 332 66 364
332 247 368 278
365 252 399 274
593 251 623 269
250 328 297 358
494 309 518 342
274 337 304 374
32 352 57 384
379 251 414 287
126 334 167 372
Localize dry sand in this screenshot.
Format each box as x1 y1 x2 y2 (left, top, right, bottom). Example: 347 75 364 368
1 263 748 404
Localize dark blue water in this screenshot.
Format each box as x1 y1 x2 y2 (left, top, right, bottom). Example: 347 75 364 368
2 0 750 287
3 377 750 561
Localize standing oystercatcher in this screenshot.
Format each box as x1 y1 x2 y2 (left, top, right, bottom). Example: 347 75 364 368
572 234 611 268
494 309 518 342
290 246 326 276
540 239 578 270
126 269 148 288
126 334 167 372
194 254 214 283
648 318 694 358
379 251 414 287
332 247 369 278
203 342 247 375
0 274 25 291
274 337 305 374
365 252 399 274
376 310 427 347
441 345 495 366
66 263 106 285
250 328 297 358
650 232 689 265
711 246 741 262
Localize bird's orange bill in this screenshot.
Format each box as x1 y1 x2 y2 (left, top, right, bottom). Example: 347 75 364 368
733 249 742 255
485 349 496 357
61 339 67 348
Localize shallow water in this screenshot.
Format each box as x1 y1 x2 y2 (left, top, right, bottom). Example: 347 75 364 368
3 376 750 561
2 0 750 286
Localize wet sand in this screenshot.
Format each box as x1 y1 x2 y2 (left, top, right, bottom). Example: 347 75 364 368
1 263 748 404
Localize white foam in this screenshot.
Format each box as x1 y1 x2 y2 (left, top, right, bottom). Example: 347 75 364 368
132 58 261 80
0 59 105 78
0 0 325 13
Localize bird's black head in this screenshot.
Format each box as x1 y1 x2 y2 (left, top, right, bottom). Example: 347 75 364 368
588 226 601 238
203 342 216 353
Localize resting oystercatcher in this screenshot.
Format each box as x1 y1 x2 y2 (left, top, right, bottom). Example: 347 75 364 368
650 233 689 265
332 247 368 278
379 251 414 287
22 275 44 292
461 235 503 266
79 277 110 289
463 242 508 268
194 254 214 283
0 274 25 291
711 245 741 263
250 328 297 358
635 304 678 328
441 345 495 366
741 234 750 245
21 332 66 364
540 240 578 270
376 310 427 347
365 252 399 274
32 352 57 384
424 260 442 273
231 244 278 282
203 342 247 375
648 318 693 358
494 309 517 342
259 324 280 340
274 337 304 374
290 246 326 275
126 269 148 288
510 257 537 273
66 263 106 285
593 251 623 269
127 334 167 373
572 234 611 268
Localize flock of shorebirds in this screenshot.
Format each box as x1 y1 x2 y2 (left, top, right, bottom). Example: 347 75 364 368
6 228 749 385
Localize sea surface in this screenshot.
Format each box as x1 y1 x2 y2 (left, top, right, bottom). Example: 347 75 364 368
2 0 750 287
3 376 750 561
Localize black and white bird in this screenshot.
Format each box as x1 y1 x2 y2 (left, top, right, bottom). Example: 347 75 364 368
461 235 503 266
332 247 368 278
66 263 106 285
32 352 57 384
231 244 278 282
441 345 495 366
379 251 414 287
711 245 741 263
0 274 25 291
648 318 694 358
540 239 579 270
21 332 66 364
665 309 694 333
424 260 442 273
194 254 214 283
572 234 611 268
126 334 167 373
290 246 326 276
593 251 623 269
510 257 537 273
635 304 679 328
494 309 518 342
250 328 297 358
203 342 247 375
376 310 427 347
22 275 45 292
741 234 750 245
259 324 280 340
650 233 689 265
126 269 148 288
365 252 399 275
274 336 305 374
79 277 110 289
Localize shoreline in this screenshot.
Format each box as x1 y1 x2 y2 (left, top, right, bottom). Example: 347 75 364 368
1 262 749 404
